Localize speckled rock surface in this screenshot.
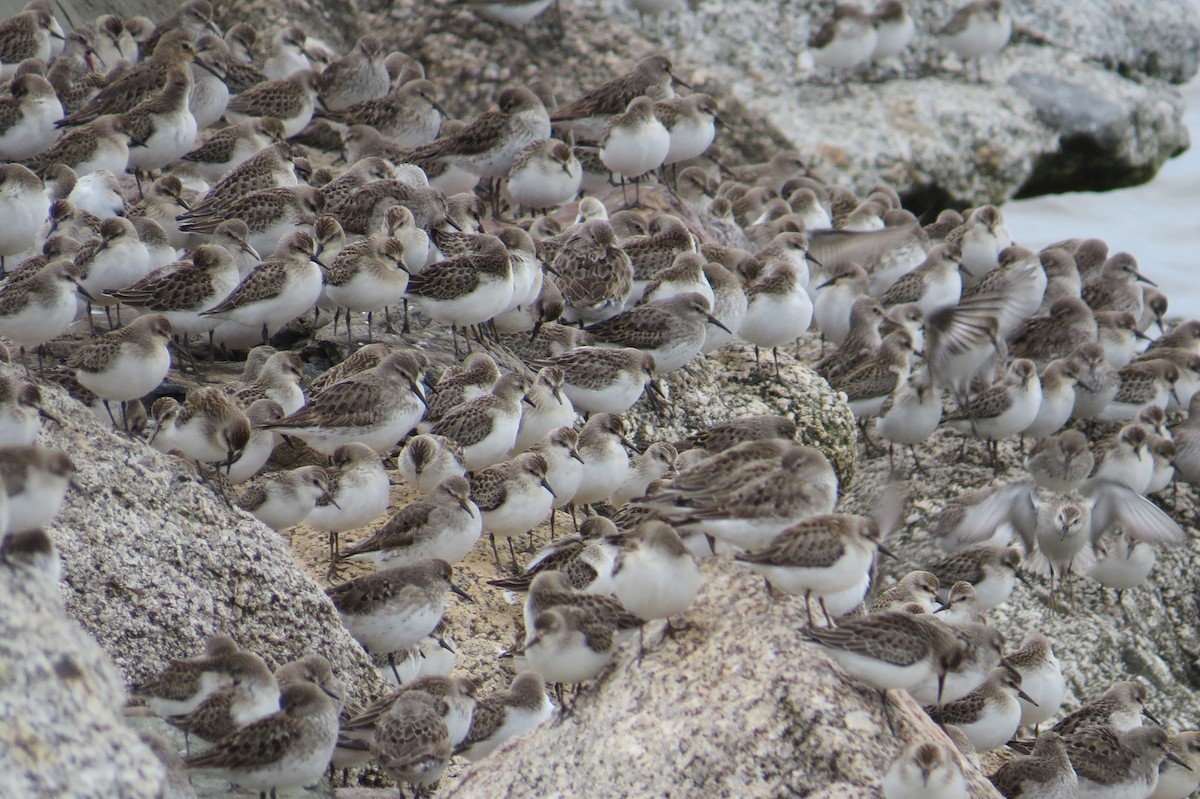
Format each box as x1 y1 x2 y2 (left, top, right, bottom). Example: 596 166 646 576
444 558 1003 799
346 0 1194 205
8 0 1195 205
22 366 384 704
0 540 171 797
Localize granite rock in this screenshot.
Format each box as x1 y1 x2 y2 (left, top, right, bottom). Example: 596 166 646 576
0 364 384 795
444 558 1003 799
0 537 170 797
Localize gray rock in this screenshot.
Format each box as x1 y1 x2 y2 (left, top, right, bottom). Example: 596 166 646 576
5 0 1195 204
353 0 1195 205
444 558 1003 799
0 536 170 797
0 365 384 796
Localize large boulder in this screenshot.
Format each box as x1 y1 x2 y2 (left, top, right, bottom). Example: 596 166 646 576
352 0 1195 206
2 0 1192 206
0 364 384 795
0 535 171 797
444 558 1004 799
32 373 382 694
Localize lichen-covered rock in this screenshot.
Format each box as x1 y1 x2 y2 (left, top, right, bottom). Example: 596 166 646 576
0 537 170 796
444 558 1003 799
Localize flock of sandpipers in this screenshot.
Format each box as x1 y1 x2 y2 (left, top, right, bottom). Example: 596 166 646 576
0 0 1196 797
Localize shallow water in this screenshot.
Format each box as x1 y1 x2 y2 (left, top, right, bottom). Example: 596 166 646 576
1002 50 1200 319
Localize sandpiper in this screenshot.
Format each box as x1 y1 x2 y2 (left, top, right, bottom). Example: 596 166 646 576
405 234 513 352
882 741 968 799
224 350 306 415
306 441 392 563
1025 429 1093 493
740 261 815 377
71 314 172 424
131 633 240 717
0 164 49 272
0 377 52 446
0 260 91 372
943 359 1042 451
1023 359 1084 440
1006 632 1065 731
225 69 321 138
551 219 635 325
506 138 582 214
225 399 282 484
514 366 576 453
987 731 1076 799
570 412 632 509
236 464 332 530
927 544 1020 611
323 235 410 342
0 73 63 161
261 351 427 455
870 570 941 613
653 444 839 551
490 515 618 594
396 434 467 495
149 388 250 471
809 3 878 73
326 78 443 149
939 0 1012 80
371 691 452 795
181 118 286 183
533 347 658 414
599 96 670 203
551 54 679 140
429 372 527 470
611 520 701 625
341 475 480 570
123 66 198 177
0 445 74 534
803 610 966 700
342 674 476 751
656 93 718 168
1053 680 1159 736
871 1 916 62
167 650 279 743
181 184 323 257
454 671 553 761
831 329 917 420
1064 725 1181 799
425 86 551 184
1150 732 1200 799
472 451 556 569
877 371 943 470
326 558 471 662
75 217 152 313
587 292 729 374
199 229 324 343
0 6 64 80
184 681 339 798
317 34 389 112
1082 252 1155 318
929 666 1032 752
736 494 900 626
258 26 314 81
